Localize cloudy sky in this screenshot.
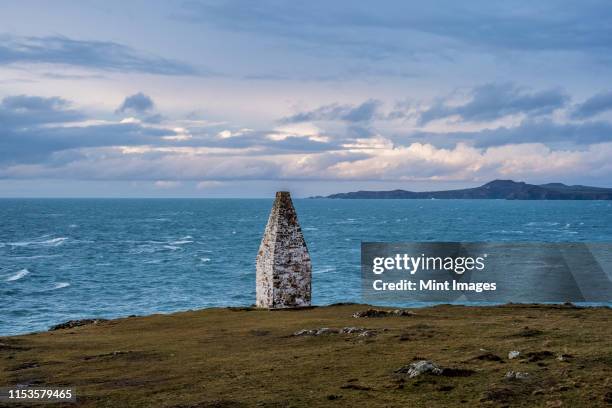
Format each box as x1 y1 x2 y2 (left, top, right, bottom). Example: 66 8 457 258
1 0 612 197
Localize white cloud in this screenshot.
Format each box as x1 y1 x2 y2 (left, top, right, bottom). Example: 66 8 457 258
196 180 225 189
217 130 233 138
217 128 253 139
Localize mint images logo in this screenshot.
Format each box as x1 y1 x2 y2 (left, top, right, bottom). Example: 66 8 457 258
372 253 487 275
370 252 495 294
361 242 612 303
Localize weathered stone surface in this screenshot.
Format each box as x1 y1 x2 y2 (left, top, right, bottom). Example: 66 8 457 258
352 308 415 318
395 360 443 378
504 370 530 380
256 192 312 308
293 327 381 336
49 318 108 331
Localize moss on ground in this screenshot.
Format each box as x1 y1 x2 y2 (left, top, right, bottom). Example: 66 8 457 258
1 304 611 407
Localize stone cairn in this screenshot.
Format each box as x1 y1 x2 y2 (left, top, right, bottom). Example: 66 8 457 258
256 192 312 308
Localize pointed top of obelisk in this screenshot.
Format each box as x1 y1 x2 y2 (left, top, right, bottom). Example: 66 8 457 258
256 191 312 308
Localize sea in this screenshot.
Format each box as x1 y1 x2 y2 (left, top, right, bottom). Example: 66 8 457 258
1 198 611 335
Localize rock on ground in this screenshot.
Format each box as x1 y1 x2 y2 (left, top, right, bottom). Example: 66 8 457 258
395 360 443 378
49 319 108 331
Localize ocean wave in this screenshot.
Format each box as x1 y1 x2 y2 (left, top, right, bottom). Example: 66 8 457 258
52 282 70 290
526 222 559 227
6 269 30 282
163 245 181 251
169 240 193 245
7 254 60 260
200 257 211 263
314 267 336 274
8 237 68 247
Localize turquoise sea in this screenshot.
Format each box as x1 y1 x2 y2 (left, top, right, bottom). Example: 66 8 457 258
1 198 611 335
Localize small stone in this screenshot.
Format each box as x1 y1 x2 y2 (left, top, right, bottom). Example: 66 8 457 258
316 327 340 335
293 329 317 336
341 327 366 334
49 318 108 331
392 309 416 316
395 360 443 378
504 370 530 380
556 353 572 362
508 351 520 359
352 308 414 318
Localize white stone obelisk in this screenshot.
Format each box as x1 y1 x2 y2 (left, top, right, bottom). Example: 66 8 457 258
256 192 312 308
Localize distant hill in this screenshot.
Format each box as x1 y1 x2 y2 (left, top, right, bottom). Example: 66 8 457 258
320 180 612 200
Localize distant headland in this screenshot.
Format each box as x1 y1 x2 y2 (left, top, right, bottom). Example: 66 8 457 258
314 180 612 200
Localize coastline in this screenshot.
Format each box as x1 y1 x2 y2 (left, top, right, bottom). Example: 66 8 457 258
1 304 610 407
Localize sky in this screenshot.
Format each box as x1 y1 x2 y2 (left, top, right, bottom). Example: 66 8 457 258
1 0 612 197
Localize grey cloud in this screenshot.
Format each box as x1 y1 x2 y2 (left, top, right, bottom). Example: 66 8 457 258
281 99 381 123
169 129 342 154
1 123 175 165
116 92 155 114
0 92 346 169
0 95 84 127
419 83 569 124
399 119 612 148
474 120 612 147
0 94 176 165
0 34 201 76
571 91 612 119
178 1 612 59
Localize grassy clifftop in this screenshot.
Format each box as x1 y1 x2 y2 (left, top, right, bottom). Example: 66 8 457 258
1 304 611 407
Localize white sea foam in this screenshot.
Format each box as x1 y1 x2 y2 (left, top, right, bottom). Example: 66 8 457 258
163 245 181 251
52 282 70 290
8 255 60 260
44 237 68 246
200 257 211 263
169 240 193 245
6 269 30 282
492 230 525 234
314 267 335 274
9 237 67 247
526 222 559 227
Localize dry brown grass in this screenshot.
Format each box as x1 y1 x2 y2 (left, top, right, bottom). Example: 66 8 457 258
1 304 611 407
